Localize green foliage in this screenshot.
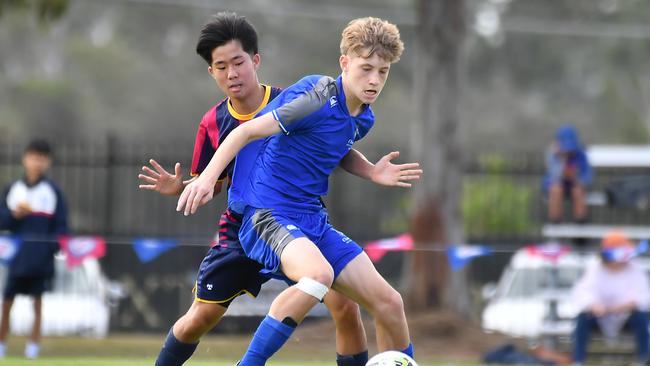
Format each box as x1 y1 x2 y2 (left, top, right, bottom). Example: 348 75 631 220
462 155 536 236
11 78 81 138
379 191 411 234
0 0 69 21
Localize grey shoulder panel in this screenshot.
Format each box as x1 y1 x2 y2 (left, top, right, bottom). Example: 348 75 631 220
276 76 337 127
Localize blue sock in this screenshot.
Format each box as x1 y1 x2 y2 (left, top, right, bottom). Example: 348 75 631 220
155 328 198 366
240 315 296 366
336 350 369 366
401 343 414 359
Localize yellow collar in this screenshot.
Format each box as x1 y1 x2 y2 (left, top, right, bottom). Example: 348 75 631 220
227 84 272 121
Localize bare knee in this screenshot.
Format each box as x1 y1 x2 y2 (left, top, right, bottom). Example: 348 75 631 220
304 265 334 289
328 296 362 326
174 302 225 342
373 288 405 316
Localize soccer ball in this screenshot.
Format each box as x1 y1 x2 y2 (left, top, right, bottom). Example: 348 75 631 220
365 351 418 366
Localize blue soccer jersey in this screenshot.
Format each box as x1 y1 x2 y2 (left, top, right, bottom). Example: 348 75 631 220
241 75 374 213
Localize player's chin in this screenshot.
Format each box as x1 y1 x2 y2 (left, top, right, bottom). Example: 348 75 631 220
361 95 378 104
359 90 380 104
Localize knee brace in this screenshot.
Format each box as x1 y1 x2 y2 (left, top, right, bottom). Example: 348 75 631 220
295 277 329 301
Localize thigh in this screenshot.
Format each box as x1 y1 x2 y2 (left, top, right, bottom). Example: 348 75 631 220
186 299 228 322
331 252 396 310
279 237 333 284
316 226 363 279
239 207 307 275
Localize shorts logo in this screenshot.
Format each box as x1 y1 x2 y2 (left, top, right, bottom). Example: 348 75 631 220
206 284 213 290
286 224 298 231
329 96 338 107
341 236 352 243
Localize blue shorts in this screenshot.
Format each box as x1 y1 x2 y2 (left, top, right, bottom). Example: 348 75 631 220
3 276 52 299
194 209 271 307
239 207 363 278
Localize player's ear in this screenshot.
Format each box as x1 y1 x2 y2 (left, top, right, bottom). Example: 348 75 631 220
339 54 349 73
252 53 261 70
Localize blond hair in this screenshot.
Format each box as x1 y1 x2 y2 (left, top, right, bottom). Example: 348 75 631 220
340 17 404 63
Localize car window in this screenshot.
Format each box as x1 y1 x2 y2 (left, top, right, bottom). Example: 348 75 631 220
503 266 584 297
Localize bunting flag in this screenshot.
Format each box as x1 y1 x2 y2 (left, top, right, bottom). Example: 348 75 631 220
364 234 413 262
0 236 21 264
525 242 571 262
446 245 492 271
132 238 178 263
601 240 648 263
59 236 106 268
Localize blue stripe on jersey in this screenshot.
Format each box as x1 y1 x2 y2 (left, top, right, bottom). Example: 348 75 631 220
227 87 283 214
241 75 375 213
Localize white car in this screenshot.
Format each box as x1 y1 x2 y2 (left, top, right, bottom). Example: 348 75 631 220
482 247 588 340
482 246 650 340
0 254 118 338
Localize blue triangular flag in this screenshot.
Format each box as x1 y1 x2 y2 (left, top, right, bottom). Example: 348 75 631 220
446 245 492 271
0 236 21 264
132 238 178 263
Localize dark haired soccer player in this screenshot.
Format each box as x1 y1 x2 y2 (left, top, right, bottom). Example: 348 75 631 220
177 17 419 366
0 139 68 359
140 12 417 366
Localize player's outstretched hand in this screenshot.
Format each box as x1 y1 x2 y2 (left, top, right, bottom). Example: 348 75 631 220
138 159 191 196
176 176 215 216
371 151 422 187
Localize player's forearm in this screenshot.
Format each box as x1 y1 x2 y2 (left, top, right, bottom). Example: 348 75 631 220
340 149 374 180
201 113 279 184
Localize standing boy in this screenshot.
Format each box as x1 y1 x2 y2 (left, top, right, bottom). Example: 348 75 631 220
0 139 68 359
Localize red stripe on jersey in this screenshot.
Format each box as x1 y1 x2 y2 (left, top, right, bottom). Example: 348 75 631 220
191 104 222 176
205 103 221 149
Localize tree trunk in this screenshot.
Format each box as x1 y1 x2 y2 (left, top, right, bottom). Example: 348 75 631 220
407 0 469 314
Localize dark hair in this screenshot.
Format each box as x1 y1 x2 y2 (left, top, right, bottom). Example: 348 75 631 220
196 12 259 65
24 139 52 156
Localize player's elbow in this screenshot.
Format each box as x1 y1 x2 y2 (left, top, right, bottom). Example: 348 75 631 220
238 122 261 143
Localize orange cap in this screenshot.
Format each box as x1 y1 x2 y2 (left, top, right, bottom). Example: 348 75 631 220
601 230 633 249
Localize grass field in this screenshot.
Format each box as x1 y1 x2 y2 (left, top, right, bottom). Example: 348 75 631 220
4 359 460 366
2 359 349 366
0 334 455 366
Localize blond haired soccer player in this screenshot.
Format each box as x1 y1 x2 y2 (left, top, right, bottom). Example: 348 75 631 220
141 13 420 366
177 17 418 365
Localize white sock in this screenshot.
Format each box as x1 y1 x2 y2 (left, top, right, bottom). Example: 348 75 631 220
25 341 39 359
0 342 6 358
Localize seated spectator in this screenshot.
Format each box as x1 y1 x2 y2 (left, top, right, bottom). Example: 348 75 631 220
542 124 593 223
571 230 650 366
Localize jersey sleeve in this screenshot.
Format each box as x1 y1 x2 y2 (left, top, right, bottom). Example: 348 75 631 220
52 184 68 235
269 76 337 135
190 108 218 177
0 183 17 231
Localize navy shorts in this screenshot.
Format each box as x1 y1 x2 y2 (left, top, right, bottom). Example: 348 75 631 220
3 276 52 299
239 207 363 278
194 209 271 307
